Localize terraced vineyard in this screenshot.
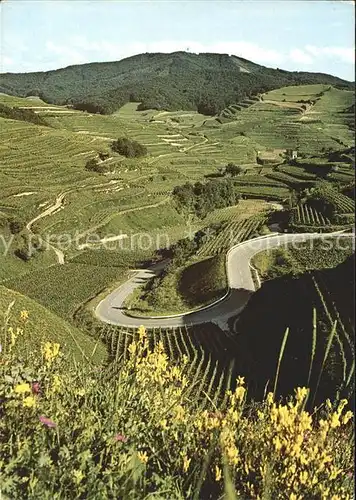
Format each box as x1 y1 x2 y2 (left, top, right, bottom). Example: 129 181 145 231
0 82 354 346
198 214 268 256
102 322 238 406
277 165 317 181
318 188 354 214
291 203 331 227
219 96 261 122
234 184 290 201
266 171 314 188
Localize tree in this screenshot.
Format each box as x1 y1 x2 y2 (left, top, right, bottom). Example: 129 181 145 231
225 163 242 177
98 152 109 161
9 219 24 234
111 137 147 158
85 158 99 171
85 158 107 173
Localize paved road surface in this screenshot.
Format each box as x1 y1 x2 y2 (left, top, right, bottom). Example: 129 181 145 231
95 232 353 328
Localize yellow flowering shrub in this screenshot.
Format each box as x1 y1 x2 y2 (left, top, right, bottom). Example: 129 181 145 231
0 316 354 499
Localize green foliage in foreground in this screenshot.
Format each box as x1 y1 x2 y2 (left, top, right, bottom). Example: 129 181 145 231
0 319 354 499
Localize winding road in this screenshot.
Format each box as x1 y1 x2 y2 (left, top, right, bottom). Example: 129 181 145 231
96 232 353 329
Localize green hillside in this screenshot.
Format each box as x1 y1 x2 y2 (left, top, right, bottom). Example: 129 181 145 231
0 285 107 363
0 56 354 500
0 51 353 114
0 71 354 409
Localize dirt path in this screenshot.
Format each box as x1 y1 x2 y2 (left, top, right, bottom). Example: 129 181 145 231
26 192 68 265
180 135 209 153
26 193 67 231
77 234 128 250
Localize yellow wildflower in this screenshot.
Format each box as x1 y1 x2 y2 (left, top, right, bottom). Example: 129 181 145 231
14 383 31 394
41 342 60 364
337 399 348 414
329 467 342 480
330 413 340 429
51 375 62 394
342 411 353 425
128 342 137 355
237 376 245 386
137 451 148 464
138 325 146 341
266 392 274 405
173 405 185 423
20 310 29 321
159 418 168 430
224 443 239 466
9 327 23 350
295 387 309 403
299 470 308 485
298 411 312 431
273 435 282 451
234 386 246 402
215 465 222 482
72 470 84 484
182 455 191 472
23 395 36 408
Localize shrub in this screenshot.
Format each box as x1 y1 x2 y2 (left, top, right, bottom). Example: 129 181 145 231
225 163 243 177
14 247 31 261
85 158 108 173
111 137 147 158
9 218 25 234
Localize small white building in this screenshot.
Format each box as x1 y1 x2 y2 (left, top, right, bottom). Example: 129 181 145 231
285 149 298 160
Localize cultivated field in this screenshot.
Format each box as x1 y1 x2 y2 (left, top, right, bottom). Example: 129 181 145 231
0 84 354 331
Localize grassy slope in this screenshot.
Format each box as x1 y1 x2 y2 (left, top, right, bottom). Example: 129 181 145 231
0 285 107 363
179 254 227 306
0 85 353 325
126 254 227 316
252 236 354 279
5 263 128 321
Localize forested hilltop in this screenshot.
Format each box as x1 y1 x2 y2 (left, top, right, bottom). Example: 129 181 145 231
0 51 353 114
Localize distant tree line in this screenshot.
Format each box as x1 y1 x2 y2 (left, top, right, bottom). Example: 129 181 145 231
172 179 241 219
1 52 352 117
